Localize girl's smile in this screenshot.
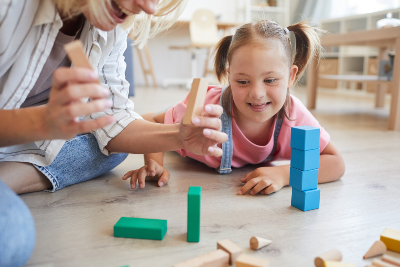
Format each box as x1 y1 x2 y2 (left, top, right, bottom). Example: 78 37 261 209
247 102 271 112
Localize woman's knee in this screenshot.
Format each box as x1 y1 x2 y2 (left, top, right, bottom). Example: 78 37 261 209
0 180 36 267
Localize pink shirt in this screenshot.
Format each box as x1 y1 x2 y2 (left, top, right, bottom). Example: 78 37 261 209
165 86 330 169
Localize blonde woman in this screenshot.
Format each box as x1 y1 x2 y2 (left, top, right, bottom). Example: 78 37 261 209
0 1 227 266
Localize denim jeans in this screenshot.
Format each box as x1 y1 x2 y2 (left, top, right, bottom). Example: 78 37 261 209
34 133 128 192
0 180 36 267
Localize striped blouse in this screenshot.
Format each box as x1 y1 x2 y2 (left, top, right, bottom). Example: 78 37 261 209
0 0 142 166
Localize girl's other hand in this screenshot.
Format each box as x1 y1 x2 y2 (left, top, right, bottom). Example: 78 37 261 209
179 104 228 157
122 159 170 189
238 166 288 195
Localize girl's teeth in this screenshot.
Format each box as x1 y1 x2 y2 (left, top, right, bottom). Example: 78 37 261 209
115 2 134 16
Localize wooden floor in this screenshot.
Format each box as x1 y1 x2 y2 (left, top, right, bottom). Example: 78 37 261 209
23 86 400 267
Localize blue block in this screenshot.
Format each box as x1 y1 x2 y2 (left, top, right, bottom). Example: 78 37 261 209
291 188 320 211
291 148 320 171
291 126 320 151
289 167 319 191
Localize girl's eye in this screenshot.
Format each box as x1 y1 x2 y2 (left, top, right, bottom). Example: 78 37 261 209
264 79 276 83
238 80 249 85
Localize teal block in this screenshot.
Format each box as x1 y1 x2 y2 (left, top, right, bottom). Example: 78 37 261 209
291 148 320 171
114 217 167 240
289 167 318 191
291 126 320 150
187 186 201 242
291 188 320 211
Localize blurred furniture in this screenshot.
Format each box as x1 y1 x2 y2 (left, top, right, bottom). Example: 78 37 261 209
306 26 400 130
241 0 290 26
318 58 338 89
124 38 135 96
135 45 158 88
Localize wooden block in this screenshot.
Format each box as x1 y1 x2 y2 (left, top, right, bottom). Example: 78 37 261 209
217 239 242 265
250 236 272 250
291 188 320 212
314 249 342 267
64 40 93 70
187 186 201 242
372 259 398 267
363 241 387 259
290 147 320 171
290 126 321 151
381 228 400 253
289 167 319 191
323 261 356 267
114 217 167 240
182 78 209 126
236 254 269 267
173 249 229 267
382 254 400 267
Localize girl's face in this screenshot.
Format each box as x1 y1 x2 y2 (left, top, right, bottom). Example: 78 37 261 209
228 41 297 125
83 0 159 31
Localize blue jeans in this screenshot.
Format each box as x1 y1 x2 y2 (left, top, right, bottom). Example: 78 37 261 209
0 180 36 267
35 133 128 192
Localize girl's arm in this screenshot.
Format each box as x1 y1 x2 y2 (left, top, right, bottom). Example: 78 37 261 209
238 141 345 195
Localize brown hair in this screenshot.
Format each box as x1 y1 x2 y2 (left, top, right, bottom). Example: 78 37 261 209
213 19 322 119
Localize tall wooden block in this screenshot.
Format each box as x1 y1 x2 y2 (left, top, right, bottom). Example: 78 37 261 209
114 217 167 240
188 186 201 242
182 78 209 126
291 126 320 151
291 188 320 211
291 148 320 171
289 167 319 191
380 228 400 253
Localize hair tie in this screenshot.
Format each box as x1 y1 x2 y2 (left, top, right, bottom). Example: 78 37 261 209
283 27 289 34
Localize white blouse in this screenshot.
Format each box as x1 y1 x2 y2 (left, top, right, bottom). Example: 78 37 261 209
0 0 142 166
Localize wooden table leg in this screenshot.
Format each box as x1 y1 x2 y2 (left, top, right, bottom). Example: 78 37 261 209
375 48 387 108
388 37 400 130
306 56 319 109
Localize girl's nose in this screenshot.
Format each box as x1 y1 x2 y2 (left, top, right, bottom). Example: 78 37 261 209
138 0 158 15
249 83 265 99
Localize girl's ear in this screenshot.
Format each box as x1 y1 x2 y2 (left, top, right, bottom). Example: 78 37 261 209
227 67 230 74
288 65 298 88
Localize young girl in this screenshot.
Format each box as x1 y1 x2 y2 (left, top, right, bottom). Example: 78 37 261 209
123 19 345 195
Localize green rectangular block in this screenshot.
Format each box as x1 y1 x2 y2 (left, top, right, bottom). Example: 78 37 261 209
114 217 167 240
187 186 201 242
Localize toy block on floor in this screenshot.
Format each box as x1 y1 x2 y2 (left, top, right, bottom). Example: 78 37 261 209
114 217 167 240
290 148 320 171
250 236 272 250
315 249 342 267
382 254 400 266
372 259 398 267
291 126 320 150
173 249 229 267
380 228 400 253
363 240 387 259
236 254 269 267
291 188 320 211
182 78 209 126
289 167 318 191
188 186 201 242
217 239 242 265
323 261 356 267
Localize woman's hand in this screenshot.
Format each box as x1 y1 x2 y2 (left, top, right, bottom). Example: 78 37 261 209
179 104 228 157
122 159 170 189
42 67 115 140
238 165 290 195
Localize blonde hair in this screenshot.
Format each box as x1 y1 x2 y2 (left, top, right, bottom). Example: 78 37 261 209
213 19 323 119
53 0 186 48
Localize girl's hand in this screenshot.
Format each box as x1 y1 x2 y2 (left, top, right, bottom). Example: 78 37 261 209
42 67 115 140
122 159 170 189
179 104 228 157
238 165 289 195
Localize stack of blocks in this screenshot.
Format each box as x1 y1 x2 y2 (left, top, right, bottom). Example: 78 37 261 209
290 126 321 211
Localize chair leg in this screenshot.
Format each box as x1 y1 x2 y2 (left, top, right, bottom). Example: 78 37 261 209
144 46 158 88
136 47 149 87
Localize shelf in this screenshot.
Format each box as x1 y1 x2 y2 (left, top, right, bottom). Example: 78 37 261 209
319 74 390 82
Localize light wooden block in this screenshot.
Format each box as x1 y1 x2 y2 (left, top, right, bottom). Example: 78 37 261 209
314 249 342 267
217 239 242 265
64 40 93 70
381 228 400 253
235 254 269 267
250 236 272 250
372 259 398 267
182 78 209 126
173 249 229 267
323 261 356 267
382 254 400 267
363 240 387 259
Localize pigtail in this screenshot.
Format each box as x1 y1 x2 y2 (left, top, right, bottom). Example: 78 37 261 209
212 35 232 84
287 20 323 81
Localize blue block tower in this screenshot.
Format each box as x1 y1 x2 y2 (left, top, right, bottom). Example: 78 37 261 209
290 126 321 211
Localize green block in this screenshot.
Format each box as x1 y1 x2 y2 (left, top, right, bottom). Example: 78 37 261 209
187 186 201 242
114 217 167 240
